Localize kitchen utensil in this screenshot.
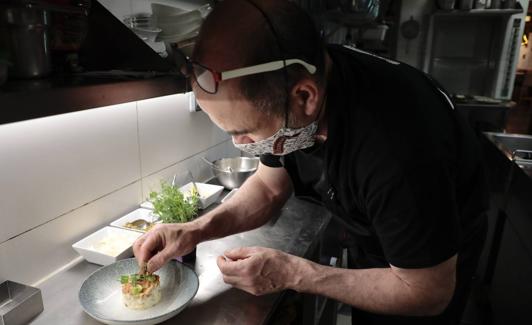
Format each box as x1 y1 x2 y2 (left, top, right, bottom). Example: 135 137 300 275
110 208 158 233
124 219 154 231
205 157 259 190
0 4 52 78
400 16 420 55
79 258 199 325
437 0 456 10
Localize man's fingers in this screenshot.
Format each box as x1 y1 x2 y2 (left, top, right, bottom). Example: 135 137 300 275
147 248 172 273
217 255 250 276
133 235 148 262
222 274 242 286
224 246 256 260
135 231 163 267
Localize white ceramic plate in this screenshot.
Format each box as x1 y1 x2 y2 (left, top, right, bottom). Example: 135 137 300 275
72 227 142 266
79 258 199 325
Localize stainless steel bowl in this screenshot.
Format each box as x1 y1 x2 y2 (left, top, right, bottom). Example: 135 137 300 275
212 157 259 189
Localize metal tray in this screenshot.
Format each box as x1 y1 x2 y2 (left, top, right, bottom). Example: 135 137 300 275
0 281 43 325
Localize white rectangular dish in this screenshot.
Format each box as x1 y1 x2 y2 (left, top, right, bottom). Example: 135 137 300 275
221 188 238 203
110 208 158 233
179 182 224 209
72 227 142 266
140 200 154 210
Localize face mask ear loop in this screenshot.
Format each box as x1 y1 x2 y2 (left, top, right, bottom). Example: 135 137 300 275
242 0 290 129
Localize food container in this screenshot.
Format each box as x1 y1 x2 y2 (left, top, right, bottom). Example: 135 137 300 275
140 200 154 210
221 188 238 204
208 157 259 190
0 281 43 325
72 227 142 266
0 5 52 78
110 208 158 233
179 182 224 209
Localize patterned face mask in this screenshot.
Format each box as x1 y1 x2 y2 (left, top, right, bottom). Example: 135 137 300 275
233 121 319 156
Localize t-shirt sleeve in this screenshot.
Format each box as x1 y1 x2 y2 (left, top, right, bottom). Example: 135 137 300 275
259 154 284 168
365 160 460 269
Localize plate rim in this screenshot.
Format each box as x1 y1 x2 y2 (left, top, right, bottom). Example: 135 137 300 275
78 258 199 324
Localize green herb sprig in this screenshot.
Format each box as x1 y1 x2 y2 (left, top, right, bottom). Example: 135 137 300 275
149 181 199 224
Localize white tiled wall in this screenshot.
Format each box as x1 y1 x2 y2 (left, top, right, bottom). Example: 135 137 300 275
137 93 228 177
0 102 139 244
0 93 237 286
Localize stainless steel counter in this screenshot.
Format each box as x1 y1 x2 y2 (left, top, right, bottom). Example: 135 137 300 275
30 197 330 325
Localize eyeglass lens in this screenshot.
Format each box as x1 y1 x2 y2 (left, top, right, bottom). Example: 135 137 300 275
193 63 217 94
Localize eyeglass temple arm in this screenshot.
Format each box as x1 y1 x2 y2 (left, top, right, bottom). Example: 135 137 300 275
220 59 317 81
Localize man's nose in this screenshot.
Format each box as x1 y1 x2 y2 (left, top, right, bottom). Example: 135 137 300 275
232 135 255 145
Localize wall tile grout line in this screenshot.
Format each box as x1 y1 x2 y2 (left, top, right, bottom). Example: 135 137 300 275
140 139 232 180
135 101 145 200
0 179 141 246
0 139 233 247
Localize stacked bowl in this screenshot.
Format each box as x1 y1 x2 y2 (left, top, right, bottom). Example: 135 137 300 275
152 3 212 57
123 13 162 43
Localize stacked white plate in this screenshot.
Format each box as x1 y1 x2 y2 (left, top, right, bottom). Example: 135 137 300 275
152 3 212 46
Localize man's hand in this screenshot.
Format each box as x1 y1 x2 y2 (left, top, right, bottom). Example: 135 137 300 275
133 223 199 273
216 247 303 296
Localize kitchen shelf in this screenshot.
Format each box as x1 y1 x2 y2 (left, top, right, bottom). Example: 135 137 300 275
0 75 188 125
0 0 190 126
433 3 523 16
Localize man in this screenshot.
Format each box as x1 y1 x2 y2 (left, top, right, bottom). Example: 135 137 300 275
133 0 488 324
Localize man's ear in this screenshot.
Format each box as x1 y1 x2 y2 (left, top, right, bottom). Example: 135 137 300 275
290 78 320 117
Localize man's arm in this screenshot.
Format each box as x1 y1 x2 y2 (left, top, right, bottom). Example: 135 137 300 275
134 162 292 272
292 254 457 316
193 161 292 241
218 248 456 317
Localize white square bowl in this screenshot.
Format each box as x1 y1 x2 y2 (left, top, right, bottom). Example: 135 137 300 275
179 182 224 209
140 200 154 210
110 208 159 233
72 227 142 266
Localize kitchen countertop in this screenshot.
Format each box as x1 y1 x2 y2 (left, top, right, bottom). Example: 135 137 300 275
30 196 331 325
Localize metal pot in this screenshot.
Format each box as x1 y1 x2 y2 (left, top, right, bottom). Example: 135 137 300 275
0 5 52 78
208 157 259 190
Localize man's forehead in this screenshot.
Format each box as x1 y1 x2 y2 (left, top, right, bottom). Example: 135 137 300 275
192 1 267 71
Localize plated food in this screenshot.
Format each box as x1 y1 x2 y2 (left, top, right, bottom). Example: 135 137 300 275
79 258 199 325
121 273 161 310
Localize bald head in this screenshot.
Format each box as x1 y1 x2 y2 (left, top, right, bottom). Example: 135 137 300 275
192 0 325 117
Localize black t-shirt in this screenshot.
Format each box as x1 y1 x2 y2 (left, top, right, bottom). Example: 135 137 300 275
261 44 488 270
